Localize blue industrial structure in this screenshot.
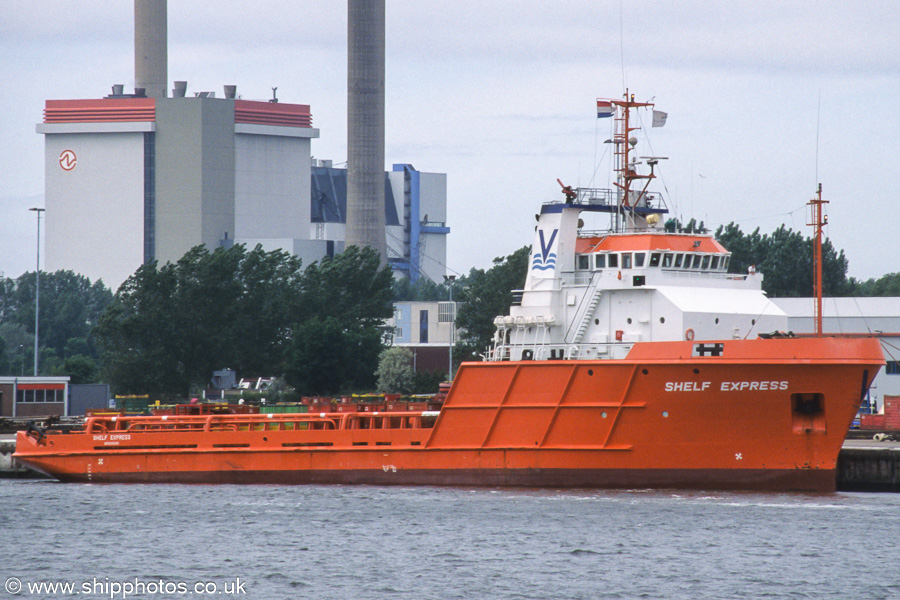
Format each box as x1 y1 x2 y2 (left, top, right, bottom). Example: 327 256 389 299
311 163 449 282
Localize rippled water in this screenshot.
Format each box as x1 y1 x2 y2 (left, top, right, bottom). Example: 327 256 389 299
1 480 899 599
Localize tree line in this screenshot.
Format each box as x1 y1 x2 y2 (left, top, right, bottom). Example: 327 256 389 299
0 270 111 381
1 222 898 393
96 244 393 396
0 245 393 396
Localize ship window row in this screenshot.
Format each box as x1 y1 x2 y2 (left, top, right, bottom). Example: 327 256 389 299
16 389 64 403
577 252 730 272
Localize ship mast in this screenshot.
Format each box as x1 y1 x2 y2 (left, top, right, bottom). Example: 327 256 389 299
610 90 655 232
807 183 828 336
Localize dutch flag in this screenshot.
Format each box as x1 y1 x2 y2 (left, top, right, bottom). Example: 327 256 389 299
596 100 614 118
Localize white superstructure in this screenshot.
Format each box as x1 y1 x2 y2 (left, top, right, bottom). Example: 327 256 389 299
491 198 787 361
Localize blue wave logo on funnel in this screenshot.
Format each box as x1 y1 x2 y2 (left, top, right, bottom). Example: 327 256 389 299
532 229 559 271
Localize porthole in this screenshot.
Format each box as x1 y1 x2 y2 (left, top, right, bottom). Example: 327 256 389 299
601 411 608 418
715 317 719 325
693 368 700 375
752 319 756 325
660 317 666 324
627 318 633 324
662 411 669 418
642 368 649 375
587 369 594 376
594 318 600 325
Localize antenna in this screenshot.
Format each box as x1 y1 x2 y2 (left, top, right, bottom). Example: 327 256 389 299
618 0 626 91
815 92 821 185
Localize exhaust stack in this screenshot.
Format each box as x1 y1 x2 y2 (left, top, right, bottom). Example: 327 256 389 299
345 0 387 265
134 0 167 98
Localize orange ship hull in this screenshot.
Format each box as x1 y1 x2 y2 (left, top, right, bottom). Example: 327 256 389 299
15 337 883 491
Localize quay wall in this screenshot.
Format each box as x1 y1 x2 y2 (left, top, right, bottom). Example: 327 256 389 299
837 448 900 492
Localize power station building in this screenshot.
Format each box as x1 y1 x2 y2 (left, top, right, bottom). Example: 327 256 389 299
37 89 449 289
37 0 448 290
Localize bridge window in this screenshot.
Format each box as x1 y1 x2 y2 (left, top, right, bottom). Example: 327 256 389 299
692 255 703 269
711 256 720 270
722 257 730 271
649 253 661 267
662 253 673 268
673 254 684 268
608 253 619 268
634 252 646 267
622 253 632 269
595 254 606 269
577 254 590 270
701 255 711 270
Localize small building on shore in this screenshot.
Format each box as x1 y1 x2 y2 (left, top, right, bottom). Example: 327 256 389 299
0 376 70 418
387 301 457 375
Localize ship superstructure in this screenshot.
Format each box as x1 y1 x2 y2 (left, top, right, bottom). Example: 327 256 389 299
491 93 786 361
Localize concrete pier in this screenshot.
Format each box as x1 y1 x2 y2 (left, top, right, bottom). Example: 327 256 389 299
0 435 39 478
837 438 900 492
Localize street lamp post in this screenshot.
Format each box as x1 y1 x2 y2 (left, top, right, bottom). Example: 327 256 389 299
443 275 456 381
29 207 45 376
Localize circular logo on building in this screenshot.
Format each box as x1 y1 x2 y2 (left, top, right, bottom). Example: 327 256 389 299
59 149 77 171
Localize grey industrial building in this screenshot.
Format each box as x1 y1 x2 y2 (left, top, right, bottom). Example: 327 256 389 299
37 0 449 290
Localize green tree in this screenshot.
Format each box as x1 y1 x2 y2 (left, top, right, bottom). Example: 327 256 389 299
96 261 184 393
454 246 530 362
376 347 416 394
283 318 383 396
97 245 306 394
852 272 900 296
715 223 851 297
296 246 394 328
97 244 392 396
283 247 393 394
715 222 765 277
392 276 447 302
0 270 111 375
61 355 99 384
0 323 32 376
230 245 305 376
412 370 446 394
0 336 8 374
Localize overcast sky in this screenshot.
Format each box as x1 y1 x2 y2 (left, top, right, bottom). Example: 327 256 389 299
1 1 898 286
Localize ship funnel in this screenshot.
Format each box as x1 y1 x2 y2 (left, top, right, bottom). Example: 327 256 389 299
111 84 124 96
224 85 237 99
172 80 187 97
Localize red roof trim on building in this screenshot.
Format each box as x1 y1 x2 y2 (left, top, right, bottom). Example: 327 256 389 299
17 383 66 390
234 99 312 128
44 99 156 123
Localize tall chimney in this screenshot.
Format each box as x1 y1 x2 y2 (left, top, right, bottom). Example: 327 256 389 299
134 0 167 98
346 0 387 265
